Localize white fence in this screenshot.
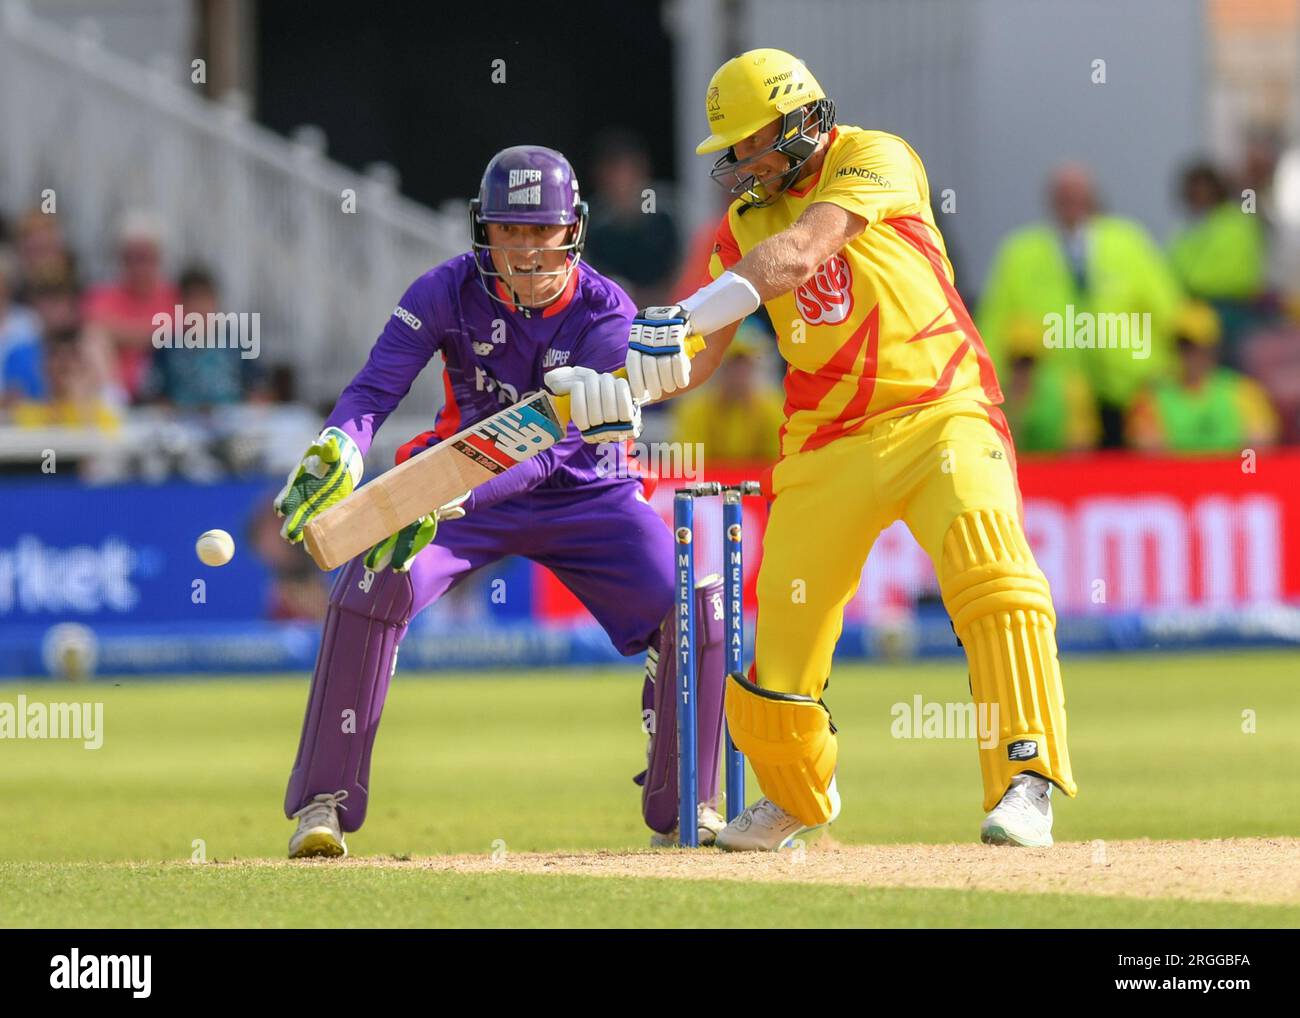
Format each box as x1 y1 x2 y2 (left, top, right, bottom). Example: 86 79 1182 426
0 0 466 402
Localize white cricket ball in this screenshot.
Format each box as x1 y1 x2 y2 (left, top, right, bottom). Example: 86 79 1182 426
196 529 235 567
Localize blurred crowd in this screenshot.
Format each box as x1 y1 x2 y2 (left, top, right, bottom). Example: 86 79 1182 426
4 131 1296 484
583 132 1300 465
974 139 1294 456
0 209 318 479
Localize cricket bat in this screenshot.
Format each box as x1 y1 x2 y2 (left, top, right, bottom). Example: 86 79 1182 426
302 334 706 570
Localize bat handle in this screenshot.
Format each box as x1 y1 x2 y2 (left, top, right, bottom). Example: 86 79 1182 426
554 333 708 420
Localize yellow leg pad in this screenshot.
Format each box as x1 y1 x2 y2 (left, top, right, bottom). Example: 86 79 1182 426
939 509 1077 811
725 672 838 827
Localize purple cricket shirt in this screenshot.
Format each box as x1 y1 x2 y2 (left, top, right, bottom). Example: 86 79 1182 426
325 252 639 510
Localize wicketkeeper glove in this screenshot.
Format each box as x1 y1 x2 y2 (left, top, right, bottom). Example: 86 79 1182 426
274 427 364 543
625 305 694 403
364 493 470 573
544 365 643 444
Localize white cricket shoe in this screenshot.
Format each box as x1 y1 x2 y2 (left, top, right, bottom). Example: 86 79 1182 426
981 773 1054 847
650 803 727 847
289 790 349 858
716 776 841 852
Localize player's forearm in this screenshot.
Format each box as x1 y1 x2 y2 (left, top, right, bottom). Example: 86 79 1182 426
730 227 823 301
325 331 432 455
324 381 396 457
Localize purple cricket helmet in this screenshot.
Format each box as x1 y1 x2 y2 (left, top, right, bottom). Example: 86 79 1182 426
469 145 589 310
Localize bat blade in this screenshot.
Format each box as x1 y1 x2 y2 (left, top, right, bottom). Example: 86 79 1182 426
301 333 705 570
303 388 571 569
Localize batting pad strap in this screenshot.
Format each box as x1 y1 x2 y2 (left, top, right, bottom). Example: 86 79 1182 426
943 566 1056 631
939 510 1056 630
725 672 837 827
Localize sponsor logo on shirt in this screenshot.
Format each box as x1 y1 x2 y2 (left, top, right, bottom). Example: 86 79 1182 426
473 341 494 356
835 166 891 188
794 253 854 326
393 305 422 330
542 348 570 369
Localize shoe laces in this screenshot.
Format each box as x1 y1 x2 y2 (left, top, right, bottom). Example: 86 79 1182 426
748 798 794 826
292 789 349 824
1003 775 1050 814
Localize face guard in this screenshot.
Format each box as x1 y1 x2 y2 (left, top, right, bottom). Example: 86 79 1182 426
708 99 836 209
469 144 589 312
469 208 588 311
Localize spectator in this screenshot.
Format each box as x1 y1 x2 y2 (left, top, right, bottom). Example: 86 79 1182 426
977 162 1182 448
3 272 114 405
1000 318 1100 454
82 212 180 404
584 130 681 306
1126 302 1277 454
669 325 785 466
144 265 267 408
0 249 43 405
9 324 120 430
1168 161 1267 361
11 210 77 304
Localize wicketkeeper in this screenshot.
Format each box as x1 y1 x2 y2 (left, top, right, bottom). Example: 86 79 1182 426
273 146 730 856
565 50 1077 850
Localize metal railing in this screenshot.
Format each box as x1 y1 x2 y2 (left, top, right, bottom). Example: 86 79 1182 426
0 0 466 402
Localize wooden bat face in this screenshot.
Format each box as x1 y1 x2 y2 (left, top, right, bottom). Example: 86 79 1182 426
302 387 571 570
302 333 703 571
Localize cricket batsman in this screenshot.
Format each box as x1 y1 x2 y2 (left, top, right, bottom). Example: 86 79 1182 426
273 146 732 856
566 50 1077 849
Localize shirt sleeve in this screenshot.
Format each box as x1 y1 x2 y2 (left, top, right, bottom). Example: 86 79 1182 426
706 212 742 282
813 132 923 229
324 274 443 455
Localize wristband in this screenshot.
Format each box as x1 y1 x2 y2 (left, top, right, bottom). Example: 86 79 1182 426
680 270 762 336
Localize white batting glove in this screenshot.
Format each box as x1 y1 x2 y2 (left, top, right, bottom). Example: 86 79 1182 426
544 365 643 444
625 305 693 403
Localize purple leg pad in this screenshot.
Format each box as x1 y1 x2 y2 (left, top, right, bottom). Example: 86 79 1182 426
641 575 726 834
283 558 414 833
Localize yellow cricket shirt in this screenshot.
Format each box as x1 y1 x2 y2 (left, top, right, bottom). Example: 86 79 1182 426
708 126 1002 456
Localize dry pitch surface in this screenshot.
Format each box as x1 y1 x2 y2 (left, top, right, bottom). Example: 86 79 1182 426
280 837 1300 907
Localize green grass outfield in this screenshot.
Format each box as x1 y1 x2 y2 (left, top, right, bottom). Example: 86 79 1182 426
1 649 1296 927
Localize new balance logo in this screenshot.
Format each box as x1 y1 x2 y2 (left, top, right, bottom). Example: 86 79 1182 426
1007 740 1039 761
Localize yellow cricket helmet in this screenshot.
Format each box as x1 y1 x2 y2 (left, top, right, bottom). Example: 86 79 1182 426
697 48 836 208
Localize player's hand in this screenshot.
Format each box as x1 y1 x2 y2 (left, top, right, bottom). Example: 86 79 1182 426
544 365 643 444
274 427 363 543
626 305 693 402
364 493 469 573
